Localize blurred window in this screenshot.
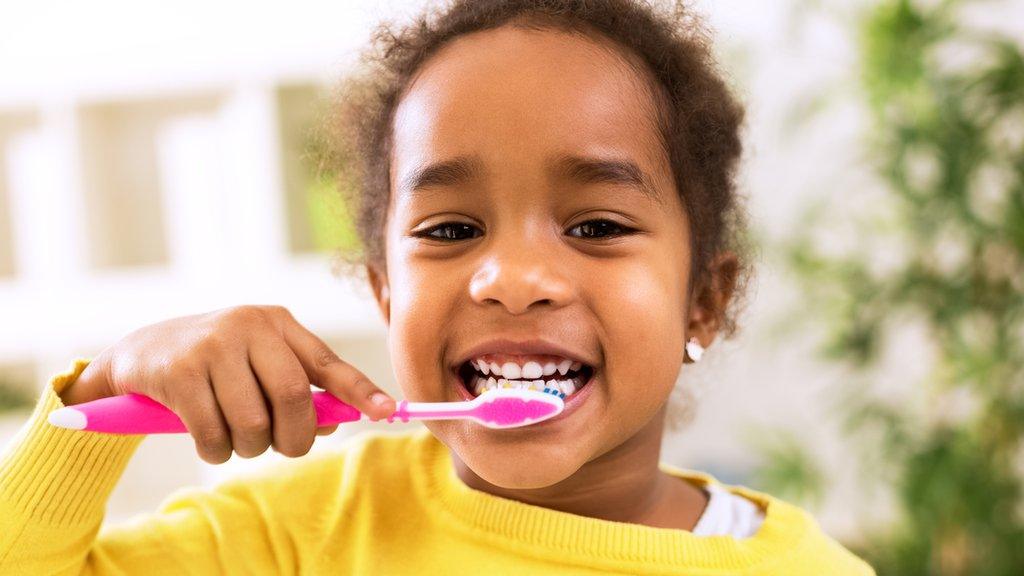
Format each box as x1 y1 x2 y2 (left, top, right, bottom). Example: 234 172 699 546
0 112 39 279
79 95 219 269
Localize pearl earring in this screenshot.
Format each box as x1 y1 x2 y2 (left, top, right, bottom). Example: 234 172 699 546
685 337 705 362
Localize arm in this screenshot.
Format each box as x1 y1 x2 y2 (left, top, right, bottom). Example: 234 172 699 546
0 360 294 576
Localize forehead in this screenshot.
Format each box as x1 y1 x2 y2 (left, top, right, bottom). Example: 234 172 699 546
390 24 667 191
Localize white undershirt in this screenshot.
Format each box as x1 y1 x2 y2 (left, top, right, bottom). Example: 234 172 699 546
690 482 766 539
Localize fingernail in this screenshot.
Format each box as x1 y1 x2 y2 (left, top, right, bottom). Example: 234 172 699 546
371 392 390 406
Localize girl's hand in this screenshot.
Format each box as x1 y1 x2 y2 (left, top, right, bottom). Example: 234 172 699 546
59 305 396 464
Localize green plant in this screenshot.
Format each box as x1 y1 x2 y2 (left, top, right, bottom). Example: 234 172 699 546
744 428 828 508
305 172 360 254
0 381 35 414
754 0 1024 573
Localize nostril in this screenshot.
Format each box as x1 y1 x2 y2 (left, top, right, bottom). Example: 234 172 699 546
469 256 575 314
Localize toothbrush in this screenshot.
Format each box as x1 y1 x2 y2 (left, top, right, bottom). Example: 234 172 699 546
47 388 564 434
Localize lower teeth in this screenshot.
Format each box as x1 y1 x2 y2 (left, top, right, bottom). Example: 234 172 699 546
469 374 579 399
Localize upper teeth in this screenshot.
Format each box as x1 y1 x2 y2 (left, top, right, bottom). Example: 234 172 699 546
470 358 581 378
470 375 578 397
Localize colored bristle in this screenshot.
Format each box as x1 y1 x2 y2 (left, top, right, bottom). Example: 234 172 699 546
474 389 564 428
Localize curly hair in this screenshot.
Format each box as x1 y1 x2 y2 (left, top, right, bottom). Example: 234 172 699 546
318 0 755 346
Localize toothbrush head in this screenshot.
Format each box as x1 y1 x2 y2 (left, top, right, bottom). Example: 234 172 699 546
470 388 565 429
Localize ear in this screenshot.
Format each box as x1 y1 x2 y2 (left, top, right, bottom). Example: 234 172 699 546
685 251 740 353
367 263 391 327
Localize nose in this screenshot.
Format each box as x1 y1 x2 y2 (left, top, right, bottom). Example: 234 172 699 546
468 236 574 315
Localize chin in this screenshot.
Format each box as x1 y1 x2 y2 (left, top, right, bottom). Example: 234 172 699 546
435 422 589 489
466 446 585 489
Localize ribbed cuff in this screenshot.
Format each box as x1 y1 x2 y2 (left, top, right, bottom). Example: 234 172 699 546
0 358 144 526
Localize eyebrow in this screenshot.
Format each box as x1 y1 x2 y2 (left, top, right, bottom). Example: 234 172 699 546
400 156 486 196
399 153 663 204
549 153 663 205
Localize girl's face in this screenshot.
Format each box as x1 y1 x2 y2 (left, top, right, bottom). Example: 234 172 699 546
371 25 697 489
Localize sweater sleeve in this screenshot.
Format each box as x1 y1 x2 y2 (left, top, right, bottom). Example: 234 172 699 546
0 359 301 576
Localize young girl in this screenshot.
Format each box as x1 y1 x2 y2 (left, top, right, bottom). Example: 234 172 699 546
0 0 875 573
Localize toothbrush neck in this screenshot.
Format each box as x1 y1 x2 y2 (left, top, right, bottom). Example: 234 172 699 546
387 400 411 423
386 400 474 423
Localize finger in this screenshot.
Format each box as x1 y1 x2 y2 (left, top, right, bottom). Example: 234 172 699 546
279 316 396 421
166 371 233 464
316 424 339 436
209 357 272 459
248 334 317 458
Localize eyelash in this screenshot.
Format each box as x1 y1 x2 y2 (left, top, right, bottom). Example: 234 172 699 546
412 219 636 241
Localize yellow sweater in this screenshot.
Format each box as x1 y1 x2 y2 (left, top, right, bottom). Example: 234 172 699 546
0 358 875 575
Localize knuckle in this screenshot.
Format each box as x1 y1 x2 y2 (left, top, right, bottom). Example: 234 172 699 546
259 305 292 321
275 382 312 410
352 377 376 395
201 331 234 353
233 413 270 436
314 345 341 370
193 425 228 449
219 305 270 329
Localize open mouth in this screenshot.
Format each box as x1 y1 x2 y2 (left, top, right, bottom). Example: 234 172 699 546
456 356 595 400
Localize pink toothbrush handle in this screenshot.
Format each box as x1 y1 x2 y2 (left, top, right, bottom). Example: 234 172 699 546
56 391 363 435
50 389 562 433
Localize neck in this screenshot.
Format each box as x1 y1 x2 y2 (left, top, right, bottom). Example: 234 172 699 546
450 405 707 528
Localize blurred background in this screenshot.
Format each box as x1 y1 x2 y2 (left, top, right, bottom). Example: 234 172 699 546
1 0 1022 573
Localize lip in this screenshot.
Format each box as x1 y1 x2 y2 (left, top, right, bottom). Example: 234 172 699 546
451 337 597 370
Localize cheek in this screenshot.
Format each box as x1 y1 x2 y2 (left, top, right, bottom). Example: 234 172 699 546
595 251 687 411
386 252 461 400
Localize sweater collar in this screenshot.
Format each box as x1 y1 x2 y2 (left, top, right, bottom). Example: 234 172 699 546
410 427 814 573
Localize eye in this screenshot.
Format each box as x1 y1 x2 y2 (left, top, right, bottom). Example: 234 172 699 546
567 219 635 239
413 222 482 241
